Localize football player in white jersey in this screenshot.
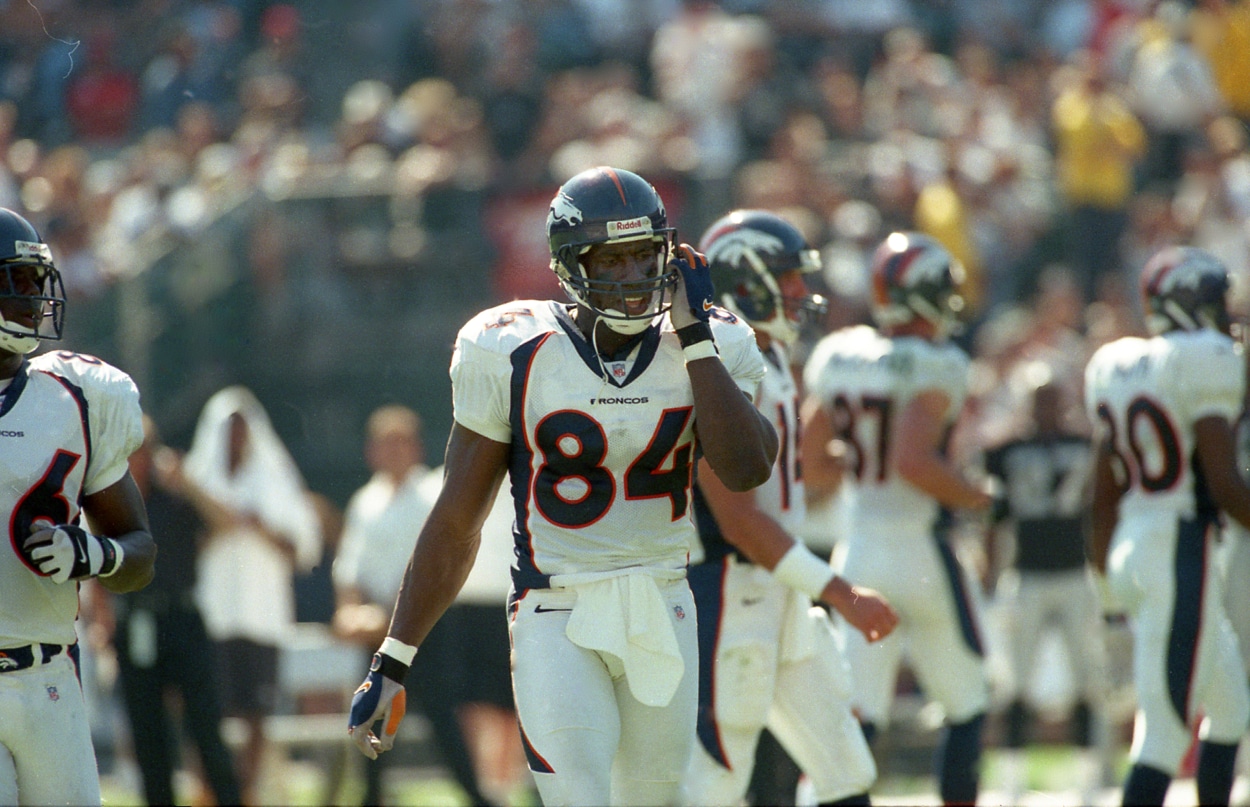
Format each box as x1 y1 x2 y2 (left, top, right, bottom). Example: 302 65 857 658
0 207 155 805
1085 245 1250 806
681 210 898 807
801 232 993 806
348 167 778 806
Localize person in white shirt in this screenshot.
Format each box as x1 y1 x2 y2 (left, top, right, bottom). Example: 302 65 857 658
332 404 498 806
183 384 322 805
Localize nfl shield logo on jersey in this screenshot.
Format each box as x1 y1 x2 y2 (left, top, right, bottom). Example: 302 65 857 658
674 605 685 620
45 685 59 701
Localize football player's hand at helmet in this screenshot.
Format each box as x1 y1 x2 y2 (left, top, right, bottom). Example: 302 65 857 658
669 244 715 330
348 651 409 759
23 524 122 584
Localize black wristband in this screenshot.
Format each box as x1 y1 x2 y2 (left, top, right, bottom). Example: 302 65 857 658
676 322 713 348
97 535 119 576
371 651 410 684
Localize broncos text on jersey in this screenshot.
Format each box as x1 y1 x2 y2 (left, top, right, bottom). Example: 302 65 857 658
451 300 765 589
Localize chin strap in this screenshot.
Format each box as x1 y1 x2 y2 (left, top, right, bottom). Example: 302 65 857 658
590 316 611 405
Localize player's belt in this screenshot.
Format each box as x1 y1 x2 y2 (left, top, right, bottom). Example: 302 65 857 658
0 643 65 673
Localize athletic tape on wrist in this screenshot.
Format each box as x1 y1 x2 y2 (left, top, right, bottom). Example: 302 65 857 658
682 340 719 363
379 636 418 666
772 543 836 601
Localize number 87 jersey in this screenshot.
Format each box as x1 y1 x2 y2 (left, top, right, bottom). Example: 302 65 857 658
450 300 766 590
1084 329 1244 522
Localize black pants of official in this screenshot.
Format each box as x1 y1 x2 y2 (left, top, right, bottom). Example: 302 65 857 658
116 606 242 807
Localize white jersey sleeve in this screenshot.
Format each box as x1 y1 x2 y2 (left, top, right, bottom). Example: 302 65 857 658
451 304 552 444
1175 331 1244 422
30 351 143 495
906 338 971 413
707 309 767 398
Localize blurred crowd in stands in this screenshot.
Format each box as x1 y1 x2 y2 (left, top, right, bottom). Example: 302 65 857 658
3 0 1248 426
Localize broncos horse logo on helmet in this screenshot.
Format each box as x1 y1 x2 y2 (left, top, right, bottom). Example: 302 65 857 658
699 209 827 345
870 231 965 339
1140 245 1231 335
546 166 678 335
0 208 64 355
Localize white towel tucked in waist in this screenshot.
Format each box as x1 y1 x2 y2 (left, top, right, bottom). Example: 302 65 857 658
556 568 686 708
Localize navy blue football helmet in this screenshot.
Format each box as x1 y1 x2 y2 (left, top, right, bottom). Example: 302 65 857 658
547 167 678 334
0 208 63 354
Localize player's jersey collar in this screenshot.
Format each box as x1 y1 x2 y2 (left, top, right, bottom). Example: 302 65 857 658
553 304 661 388
0 358 28 417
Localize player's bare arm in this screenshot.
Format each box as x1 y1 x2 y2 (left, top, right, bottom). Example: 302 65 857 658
893 389 992 512
696 456 897 642
670 243 775 490
1087 437 1124 575
348 423 506 759
1195 415 1250 530
387 423 508 649
79 471 156 593
688 361 776 490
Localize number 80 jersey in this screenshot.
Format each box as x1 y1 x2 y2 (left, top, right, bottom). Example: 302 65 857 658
1084 330 1244 522
451 300 766 589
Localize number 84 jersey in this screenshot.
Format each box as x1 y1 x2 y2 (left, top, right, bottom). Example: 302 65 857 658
451 300 765 589
1084 330 1244 521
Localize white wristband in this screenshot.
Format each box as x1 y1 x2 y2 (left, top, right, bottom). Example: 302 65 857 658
379 636 418 665
772 543 836 601
683 340 719 363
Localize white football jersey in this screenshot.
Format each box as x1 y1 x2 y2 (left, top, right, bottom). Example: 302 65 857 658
452 301 765 587
751 342 806 535
690 341 805 566
803 325 970 533
0 351 143 646
1084 330 1244 521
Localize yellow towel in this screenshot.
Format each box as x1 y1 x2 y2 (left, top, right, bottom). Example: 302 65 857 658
562 571 685 708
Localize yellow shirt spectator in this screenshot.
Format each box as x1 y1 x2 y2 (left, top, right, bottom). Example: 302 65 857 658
1192 0 1250 120
1052 82 1147 209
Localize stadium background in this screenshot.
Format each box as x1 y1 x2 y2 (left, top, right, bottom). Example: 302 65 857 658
6 0 1248 803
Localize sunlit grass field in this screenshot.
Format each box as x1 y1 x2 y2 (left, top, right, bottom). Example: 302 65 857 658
96 744 1164 807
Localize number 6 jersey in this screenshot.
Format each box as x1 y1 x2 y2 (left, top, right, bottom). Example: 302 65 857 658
0 351 144 647
451 300 765 589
